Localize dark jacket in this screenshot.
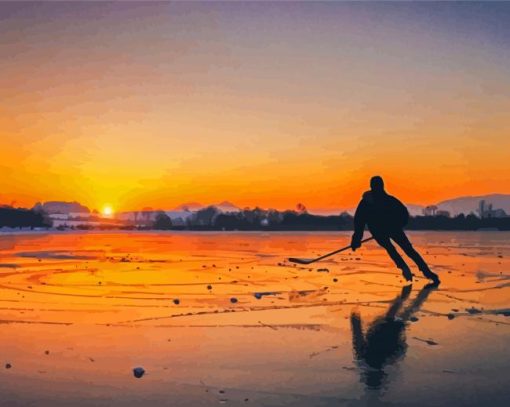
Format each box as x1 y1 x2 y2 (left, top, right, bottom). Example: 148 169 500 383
353 190 409 239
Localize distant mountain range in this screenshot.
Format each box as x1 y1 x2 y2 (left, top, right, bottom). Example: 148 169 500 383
435 194 510 216
173 195 510 217
381 194 510 217
341 194 510 217
30 195 510 217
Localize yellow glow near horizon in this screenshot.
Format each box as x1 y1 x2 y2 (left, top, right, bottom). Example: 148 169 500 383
102 206 113 217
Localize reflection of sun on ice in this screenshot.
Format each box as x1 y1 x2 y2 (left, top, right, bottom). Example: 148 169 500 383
102 205 113 217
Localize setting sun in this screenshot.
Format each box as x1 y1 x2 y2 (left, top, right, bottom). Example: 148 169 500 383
102 205 113 217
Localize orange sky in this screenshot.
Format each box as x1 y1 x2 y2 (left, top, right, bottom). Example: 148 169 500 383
1 2 509 213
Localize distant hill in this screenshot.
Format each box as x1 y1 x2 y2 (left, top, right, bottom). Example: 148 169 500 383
214 201 241 212
436 194 510 216
33 201 90 214
405 204 426 217
173 202 204 212
330 195 510 217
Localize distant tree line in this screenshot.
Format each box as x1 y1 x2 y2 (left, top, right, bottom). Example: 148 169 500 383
1 204 509 231
153 211 173 230
407 214 510 231
181 207 510 231
181 206 350 231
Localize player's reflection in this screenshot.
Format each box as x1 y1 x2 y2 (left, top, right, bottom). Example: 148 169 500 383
350 283 437 392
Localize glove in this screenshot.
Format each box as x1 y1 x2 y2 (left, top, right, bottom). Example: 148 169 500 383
351 235 362 251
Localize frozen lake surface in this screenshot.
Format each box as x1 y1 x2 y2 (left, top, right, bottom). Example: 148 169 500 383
0 231 509 406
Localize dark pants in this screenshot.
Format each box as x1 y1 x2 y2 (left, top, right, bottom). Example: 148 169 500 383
373 229 432 274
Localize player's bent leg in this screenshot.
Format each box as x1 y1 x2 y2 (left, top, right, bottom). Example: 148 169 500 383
376 236 413 282
392 230 440 285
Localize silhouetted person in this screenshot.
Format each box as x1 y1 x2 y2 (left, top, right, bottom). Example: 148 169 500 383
350 284 437 391
351 176 440 284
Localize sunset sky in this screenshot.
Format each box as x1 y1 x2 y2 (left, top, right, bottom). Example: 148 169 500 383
1 2 509 213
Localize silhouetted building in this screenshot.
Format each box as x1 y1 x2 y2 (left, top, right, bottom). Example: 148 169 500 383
422 205 437 216
478 200 507 218
423 206 450 217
